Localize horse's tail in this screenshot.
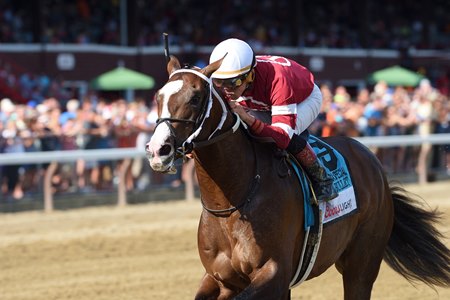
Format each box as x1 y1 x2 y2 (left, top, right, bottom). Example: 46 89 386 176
383 185 450 287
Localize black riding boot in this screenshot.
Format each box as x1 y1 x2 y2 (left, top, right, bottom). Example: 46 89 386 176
295 143 338 201
287 134 338 202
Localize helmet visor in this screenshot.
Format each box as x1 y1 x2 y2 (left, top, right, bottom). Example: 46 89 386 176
213 72 250 89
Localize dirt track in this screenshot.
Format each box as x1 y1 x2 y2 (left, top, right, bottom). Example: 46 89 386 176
1 181 449 300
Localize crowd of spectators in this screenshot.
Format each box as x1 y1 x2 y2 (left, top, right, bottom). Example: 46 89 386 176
1 79 449 200
0 58 72 105
0 1 449 201
309 79 450 180
0 0 449 49
0 96 163 200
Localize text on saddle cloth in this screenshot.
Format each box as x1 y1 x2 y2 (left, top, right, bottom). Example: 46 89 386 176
290 135 358 229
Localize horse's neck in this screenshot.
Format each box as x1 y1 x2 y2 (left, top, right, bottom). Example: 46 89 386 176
194 128 256 206
194 127 254 182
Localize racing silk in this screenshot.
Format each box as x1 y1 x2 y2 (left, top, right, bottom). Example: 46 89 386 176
237 55 315 149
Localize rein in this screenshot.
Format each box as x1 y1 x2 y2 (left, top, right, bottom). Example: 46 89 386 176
191 112 240 149
160 67 261 215
200 141 261 215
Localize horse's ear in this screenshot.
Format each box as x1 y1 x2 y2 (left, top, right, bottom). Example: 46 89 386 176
167 55 181 75
201 54 226 78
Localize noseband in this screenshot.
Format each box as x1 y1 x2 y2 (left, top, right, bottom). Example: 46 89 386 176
155 68 240 158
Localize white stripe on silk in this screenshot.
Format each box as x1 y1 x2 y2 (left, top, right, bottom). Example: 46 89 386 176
237 96 270 109
271 103 297 116
272 122 296 138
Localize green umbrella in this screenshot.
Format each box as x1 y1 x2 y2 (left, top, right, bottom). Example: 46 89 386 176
368 65 425 87
91 66 155 90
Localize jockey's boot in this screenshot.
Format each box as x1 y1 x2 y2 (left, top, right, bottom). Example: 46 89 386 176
294 143 338 202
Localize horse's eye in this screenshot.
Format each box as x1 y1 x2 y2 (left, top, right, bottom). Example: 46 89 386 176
190 96 201 106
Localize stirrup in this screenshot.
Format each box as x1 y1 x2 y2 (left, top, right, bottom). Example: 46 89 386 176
321 191 338 202
314 181 338 202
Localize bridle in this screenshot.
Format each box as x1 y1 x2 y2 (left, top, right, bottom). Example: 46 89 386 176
155 68 240 159
154 67 261 215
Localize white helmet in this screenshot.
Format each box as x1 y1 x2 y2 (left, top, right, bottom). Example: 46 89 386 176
209 38 255 79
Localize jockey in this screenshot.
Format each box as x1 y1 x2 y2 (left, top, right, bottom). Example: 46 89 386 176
209 38 338 202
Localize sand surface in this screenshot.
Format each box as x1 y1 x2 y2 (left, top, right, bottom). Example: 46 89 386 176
1 181 449 299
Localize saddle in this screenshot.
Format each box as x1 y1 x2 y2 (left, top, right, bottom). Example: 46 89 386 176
287 136 358 288
246 127 358 288
241 115 358 287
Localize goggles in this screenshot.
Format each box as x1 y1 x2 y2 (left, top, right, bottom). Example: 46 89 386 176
213 72 250 89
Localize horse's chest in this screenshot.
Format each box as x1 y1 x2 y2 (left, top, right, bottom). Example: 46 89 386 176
215 236 262 276
210 245 257 288
201 216 263 285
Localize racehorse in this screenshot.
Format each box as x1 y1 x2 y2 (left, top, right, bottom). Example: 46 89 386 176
145 55 450 299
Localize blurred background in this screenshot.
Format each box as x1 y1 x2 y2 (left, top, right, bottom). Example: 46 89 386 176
0 0 449 211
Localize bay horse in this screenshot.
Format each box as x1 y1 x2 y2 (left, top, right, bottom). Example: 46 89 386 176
145 55 450 299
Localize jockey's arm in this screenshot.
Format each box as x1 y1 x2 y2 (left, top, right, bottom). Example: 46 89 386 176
249 117 293 149
230 101 294 149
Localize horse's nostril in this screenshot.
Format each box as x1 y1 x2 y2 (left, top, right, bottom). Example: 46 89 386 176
159 144 172 156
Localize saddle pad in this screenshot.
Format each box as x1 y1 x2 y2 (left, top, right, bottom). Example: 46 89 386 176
289 161 313 230
309 136 358 225
290 136 357 229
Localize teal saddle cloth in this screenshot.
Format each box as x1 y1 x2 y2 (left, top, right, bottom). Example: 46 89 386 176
289 135 355 230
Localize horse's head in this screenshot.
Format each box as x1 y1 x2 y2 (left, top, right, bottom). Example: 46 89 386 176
145 55 226 173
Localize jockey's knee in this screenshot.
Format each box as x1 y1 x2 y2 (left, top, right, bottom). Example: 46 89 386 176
286 134 307 154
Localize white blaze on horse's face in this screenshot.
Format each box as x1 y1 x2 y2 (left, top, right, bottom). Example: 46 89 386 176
160 80 183 118
146 80 184 172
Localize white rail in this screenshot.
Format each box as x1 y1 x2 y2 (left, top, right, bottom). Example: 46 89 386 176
354 134 450 147
1 134 450 166
0 147 143 165
1 134 449 212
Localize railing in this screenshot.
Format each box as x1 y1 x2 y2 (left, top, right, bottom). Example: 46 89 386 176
1 133 450 212
354 134 450 147
0 148 143 212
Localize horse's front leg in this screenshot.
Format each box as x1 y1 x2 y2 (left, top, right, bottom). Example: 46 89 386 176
195 273 219 300
234 260 291 300
195 273 237 300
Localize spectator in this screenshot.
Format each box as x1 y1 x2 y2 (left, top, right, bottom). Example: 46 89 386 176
433 100 450 175
58 105 80 192
131 98 155 191
91 99 115 190
76 98 100 191
363 93 385 137
412 88 435 184
113 99 139 191
1 119 25 200
20 129 40 194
